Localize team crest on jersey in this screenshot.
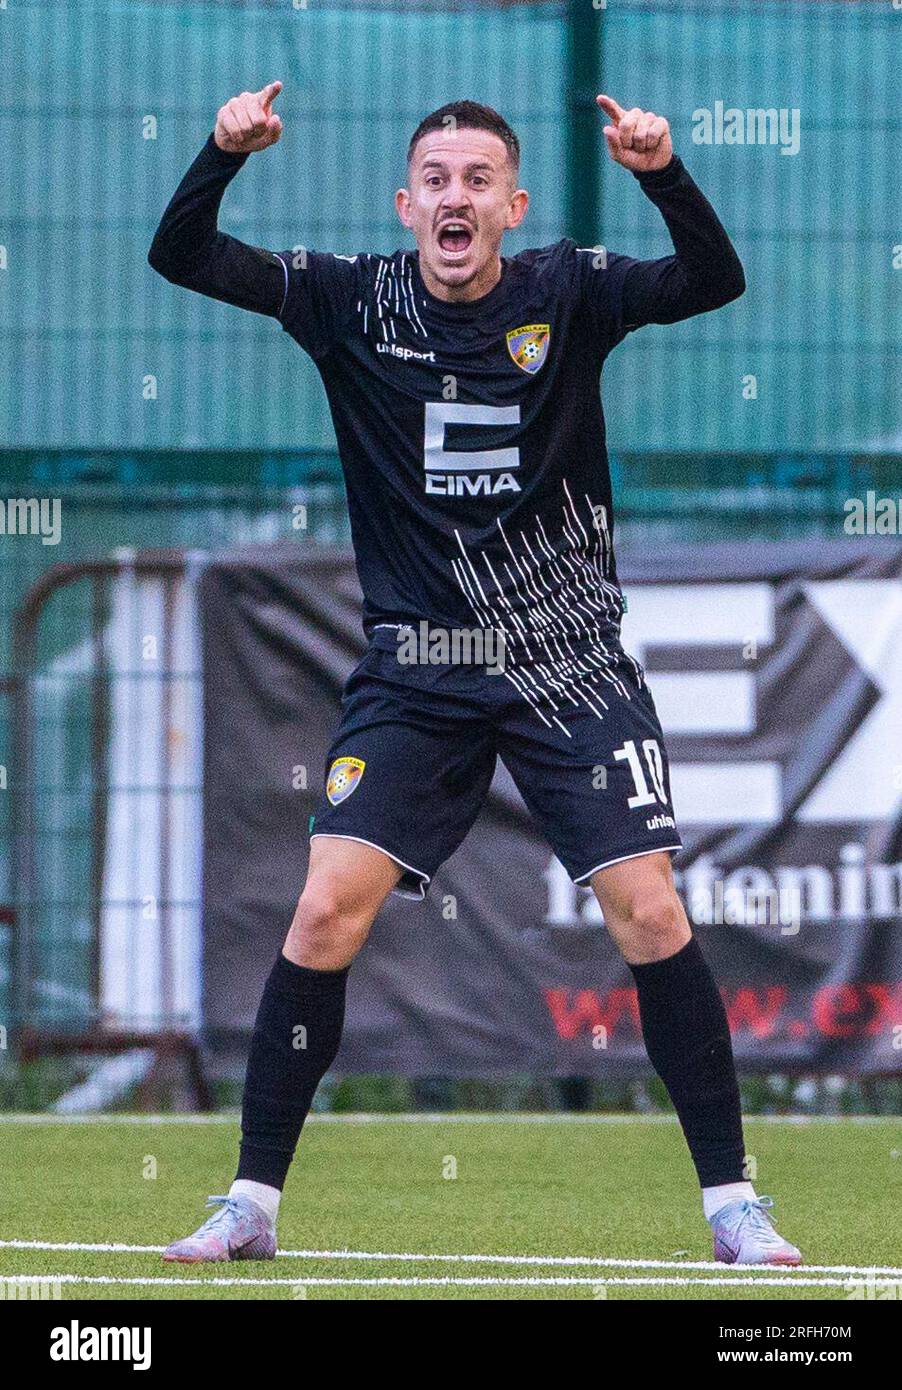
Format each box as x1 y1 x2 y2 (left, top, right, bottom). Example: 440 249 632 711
506 323 550 375
326 756 365 806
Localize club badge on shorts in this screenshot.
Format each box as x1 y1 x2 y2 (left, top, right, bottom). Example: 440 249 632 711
506 323 550 375
326 756 366 806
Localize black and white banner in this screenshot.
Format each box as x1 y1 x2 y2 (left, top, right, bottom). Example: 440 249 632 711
201 541 902 1074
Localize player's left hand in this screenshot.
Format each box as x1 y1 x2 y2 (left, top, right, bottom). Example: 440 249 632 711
596 95 673 173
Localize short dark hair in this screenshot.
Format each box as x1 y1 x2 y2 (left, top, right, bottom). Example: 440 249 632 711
407 101 520 172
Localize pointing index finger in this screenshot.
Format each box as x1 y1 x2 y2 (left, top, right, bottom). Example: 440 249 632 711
596 94 625 124
256 80 283 110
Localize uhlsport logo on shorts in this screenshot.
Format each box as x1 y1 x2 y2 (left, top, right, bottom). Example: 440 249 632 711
506 323 550 375
326 756 365 805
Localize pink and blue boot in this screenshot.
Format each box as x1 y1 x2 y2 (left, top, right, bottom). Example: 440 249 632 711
163 1195 276 1263
710 1195 802 1266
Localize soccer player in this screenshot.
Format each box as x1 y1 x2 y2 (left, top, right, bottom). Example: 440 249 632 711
149 85 801 1267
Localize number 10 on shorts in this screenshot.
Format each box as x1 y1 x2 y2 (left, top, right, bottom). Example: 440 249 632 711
614 738 669 808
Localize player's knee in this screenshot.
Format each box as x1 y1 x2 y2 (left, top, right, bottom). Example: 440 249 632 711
619 887 689 960
286 879 371 970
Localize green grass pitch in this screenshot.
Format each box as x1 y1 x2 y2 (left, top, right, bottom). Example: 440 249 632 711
1 1115 899 1301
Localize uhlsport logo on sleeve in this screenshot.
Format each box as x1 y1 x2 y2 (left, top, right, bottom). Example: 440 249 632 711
326 756 366 805
506 323 550 375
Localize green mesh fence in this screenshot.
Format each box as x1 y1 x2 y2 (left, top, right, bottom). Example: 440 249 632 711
1 0 899 450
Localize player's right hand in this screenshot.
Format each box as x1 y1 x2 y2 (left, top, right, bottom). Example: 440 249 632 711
214 82 283 154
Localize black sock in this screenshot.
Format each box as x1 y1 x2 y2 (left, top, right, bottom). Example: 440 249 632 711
629 936 745 1188
236 953 349 1191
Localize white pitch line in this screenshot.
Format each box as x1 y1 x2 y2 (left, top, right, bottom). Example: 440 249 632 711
2 1239 900 1278
4 1272 899 1290
1 1239 164 1255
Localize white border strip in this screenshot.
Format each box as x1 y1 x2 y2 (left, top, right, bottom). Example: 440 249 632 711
2 1239 899 1278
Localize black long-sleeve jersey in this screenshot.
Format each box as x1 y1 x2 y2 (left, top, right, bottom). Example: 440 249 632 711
149 135 744 667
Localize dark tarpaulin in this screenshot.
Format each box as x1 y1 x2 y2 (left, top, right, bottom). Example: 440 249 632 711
200 540 902 1074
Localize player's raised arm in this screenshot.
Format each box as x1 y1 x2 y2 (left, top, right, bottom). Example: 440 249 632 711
594 94 745 327
147 83 288 317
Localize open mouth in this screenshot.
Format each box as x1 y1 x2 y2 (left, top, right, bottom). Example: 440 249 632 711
437 222 474 256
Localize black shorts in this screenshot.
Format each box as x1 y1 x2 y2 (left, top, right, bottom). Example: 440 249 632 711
311 636 682 899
